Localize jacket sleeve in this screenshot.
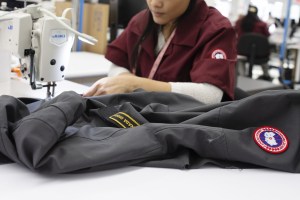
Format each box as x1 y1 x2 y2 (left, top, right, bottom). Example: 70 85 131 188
191 25 237 100
11 91 85 171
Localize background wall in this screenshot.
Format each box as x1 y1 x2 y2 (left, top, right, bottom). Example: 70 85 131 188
206 0 300 25
7 0 300 24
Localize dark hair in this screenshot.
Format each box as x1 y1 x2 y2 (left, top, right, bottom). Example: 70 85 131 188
241 10 259 33
248 5 258 15
130 10 157 74
130 0 195 74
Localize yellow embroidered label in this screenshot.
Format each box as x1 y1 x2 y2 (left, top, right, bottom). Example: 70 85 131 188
109 112 141 128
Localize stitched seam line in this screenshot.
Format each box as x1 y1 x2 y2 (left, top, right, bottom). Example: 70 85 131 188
51 142 162 173
218 107 230 161
13 118 60 138
61 135 162 159
223 128 230 161
13 105 69 138
72 128 125 142
0 127 9 157
50 105 69 127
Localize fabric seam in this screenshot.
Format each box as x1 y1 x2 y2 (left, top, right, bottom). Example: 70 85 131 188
0 127 9 157
219 107 230 161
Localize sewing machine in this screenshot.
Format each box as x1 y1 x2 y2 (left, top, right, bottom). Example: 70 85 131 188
0 4 97 98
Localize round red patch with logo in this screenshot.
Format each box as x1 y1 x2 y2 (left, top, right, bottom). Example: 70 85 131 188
253 126 288 154
211 49 227 59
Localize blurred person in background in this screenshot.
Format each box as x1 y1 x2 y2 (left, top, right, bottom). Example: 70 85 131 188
235 5 270 39
235 5 271 81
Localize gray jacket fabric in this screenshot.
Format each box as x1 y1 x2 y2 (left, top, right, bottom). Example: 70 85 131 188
0 90 299 174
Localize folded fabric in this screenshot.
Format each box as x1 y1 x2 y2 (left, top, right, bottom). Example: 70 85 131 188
0 89 299 174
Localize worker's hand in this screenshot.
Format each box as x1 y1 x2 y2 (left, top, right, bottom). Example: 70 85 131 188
82 74 137 97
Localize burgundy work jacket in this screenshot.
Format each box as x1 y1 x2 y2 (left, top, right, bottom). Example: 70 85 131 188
105 0 237 100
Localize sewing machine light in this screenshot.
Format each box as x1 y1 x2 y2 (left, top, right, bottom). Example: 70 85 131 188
38 7 98 46
78 34 97 45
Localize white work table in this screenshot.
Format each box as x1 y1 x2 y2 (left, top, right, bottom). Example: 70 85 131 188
0 163 300 200
65 51 111 86
237 76 284 95
0 78 89 99
66 52 111 79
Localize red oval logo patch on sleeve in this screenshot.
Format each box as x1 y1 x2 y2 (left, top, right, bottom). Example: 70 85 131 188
253 126 289 154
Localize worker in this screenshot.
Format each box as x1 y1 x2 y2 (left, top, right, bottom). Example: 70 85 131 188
235 5 271 80
83 0 237 104
235 5 270 40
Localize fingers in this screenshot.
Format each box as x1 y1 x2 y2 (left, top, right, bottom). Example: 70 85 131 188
82 81 104 97
82 76 129 97
82 87 97 97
